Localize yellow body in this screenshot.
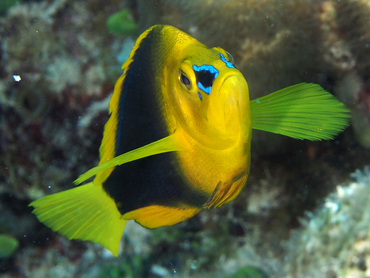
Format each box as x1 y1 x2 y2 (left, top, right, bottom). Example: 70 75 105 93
159 27 251 206
29 25 350 256
115 26 251 227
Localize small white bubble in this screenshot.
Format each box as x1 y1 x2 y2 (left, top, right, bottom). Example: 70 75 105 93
48 186 51 189
13 75 21 82
36 30 38 33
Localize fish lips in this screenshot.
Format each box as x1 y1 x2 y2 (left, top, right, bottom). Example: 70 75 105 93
207 71 252 145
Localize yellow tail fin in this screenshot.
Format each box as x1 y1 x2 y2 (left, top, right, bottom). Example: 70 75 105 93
29 182 126 256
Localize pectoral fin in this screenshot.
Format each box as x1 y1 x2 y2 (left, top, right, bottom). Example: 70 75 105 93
75 132 188 185
250 83 350 141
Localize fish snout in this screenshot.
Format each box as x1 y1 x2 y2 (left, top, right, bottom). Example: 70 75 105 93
207 72 251 143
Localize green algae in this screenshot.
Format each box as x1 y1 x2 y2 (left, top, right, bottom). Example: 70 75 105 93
0 234 19 259
106 9 137 35
0 0 20 12
225 266 268 278
99 255 145 278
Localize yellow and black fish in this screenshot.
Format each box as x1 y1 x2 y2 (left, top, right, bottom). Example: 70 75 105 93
29 25 350 256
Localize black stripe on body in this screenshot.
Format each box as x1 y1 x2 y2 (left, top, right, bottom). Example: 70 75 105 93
103 26 208 214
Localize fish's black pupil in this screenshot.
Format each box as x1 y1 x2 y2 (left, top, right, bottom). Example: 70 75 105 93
181 74 190 86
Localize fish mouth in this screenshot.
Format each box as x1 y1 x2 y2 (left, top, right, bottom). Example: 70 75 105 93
207 71 251 144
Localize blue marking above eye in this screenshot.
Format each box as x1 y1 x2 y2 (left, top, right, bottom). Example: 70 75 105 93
193 65 219 78
220 53 235 68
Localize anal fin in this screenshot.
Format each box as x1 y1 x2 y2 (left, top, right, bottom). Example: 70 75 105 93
122 205 200 228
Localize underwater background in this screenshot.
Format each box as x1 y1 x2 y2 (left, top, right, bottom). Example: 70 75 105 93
1 0 370 277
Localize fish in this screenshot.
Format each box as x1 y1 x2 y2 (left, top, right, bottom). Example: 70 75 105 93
29 25 350 256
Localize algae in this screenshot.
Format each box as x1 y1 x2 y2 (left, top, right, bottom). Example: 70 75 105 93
225 266 268 278
107 9 137 35
0 234 19 259
0 0 20 12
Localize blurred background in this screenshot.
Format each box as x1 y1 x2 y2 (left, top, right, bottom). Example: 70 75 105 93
1 0 370 277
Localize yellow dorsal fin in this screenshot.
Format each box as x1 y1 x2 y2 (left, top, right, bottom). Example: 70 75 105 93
29 182 125 256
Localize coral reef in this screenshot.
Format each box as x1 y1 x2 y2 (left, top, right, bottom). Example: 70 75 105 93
334 0 370 149
0 0 128 276
0 0 125 198
285 167 370 278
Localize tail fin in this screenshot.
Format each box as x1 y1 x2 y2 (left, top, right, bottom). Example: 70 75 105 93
29 182 126 256
250 83 350 141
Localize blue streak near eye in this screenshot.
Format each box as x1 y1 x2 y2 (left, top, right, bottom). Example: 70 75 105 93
192 65 219 78
198 92 202 100
220 53 235 68
198 82 211 95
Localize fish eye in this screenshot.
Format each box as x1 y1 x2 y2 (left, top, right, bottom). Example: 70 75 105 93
226 51 234 64
179 71 192 90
